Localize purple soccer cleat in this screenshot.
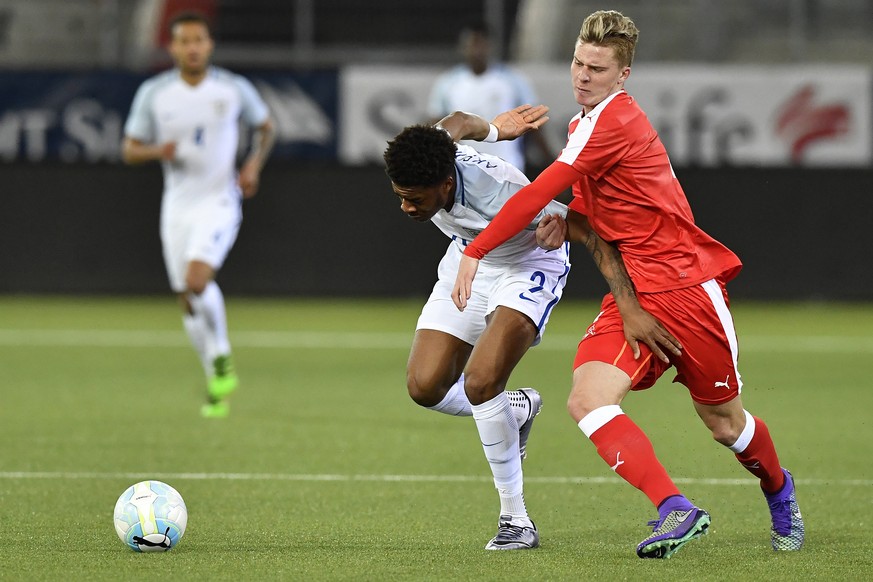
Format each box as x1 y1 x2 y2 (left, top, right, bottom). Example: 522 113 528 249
637 497 710 559
765 468 804 551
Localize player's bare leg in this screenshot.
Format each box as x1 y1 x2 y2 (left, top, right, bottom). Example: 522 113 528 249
407 328 543 427
570 361 709 558
406 329 473 414
465 307 540 550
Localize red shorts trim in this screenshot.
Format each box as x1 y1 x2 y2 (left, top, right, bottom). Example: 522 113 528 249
573 280 742 405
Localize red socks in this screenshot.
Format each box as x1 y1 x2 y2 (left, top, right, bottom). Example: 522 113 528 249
583 407 785 505
733 415 785 493
588 413 680 507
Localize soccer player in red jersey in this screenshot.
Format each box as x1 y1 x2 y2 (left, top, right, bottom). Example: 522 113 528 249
451 10 804 558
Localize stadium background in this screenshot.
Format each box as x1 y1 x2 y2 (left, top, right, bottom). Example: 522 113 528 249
3 2 873 578
1 0 872 301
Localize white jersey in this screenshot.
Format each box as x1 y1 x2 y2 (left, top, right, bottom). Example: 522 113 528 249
431 144 568 266
428 64 538 170
124 66 269 210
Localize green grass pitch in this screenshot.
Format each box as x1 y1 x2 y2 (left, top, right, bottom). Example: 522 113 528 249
1 296 872 580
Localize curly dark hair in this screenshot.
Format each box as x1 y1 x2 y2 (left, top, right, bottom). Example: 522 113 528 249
383 125 457 188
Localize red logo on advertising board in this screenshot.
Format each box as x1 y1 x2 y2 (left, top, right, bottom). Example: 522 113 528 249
775 85 849 163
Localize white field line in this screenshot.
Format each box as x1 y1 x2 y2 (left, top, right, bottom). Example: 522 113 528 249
1 329 872 353
0 470 870 487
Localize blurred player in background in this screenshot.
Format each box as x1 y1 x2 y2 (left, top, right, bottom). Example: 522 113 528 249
427 22 554 173
122 12 275 418
452 10 804 558
384 105 679 550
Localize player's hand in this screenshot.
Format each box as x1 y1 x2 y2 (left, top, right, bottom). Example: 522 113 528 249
619 304 683 362
452 255 480 311
492 104 550 141
536 214 567 250
238 160 261 198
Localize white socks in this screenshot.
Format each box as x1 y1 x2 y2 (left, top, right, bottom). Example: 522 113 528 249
424 378 533 524
471 392 530 523
426 374 473 416
427 374 531 428
183 281 231 377
729 409 756 453
578 404 624 438
505 389 533 426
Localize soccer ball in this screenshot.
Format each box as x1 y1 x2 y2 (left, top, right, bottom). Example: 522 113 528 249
113 480 188 552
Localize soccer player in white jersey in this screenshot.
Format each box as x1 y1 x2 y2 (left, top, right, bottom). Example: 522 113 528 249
122 12 275 418
428 22 553 172
383 105 679 550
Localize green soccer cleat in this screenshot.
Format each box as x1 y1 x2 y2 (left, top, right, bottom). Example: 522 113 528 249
208 354 239 401
200 400 230 418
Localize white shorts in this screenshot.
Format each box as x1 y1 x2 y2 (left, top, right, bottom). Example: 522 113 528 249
160 199 241 292
416 244 570 347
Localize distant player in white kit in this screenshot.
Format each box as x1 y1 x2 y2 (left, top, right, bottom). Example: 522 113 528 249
122 12 275 418
383 105 676 549
427 22 553 172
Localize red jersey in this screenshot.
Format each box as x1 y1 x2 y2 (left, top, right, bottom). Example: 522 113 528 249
464 90 742 292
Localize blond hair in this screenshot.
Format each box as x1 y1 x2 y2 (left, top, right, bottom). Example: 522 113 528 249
578 10 639 67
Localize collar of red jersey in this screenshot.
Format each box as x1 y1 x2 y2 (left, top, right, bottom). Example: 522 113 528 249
584 89 627 120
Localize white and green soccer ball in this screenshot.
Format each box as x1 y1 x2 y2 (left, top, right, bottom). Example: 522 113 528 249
113 480 188 552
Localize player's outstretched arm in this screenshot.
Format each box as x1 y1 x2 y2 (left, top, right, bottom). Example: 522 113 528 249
552 210 683 362
435 105 549 143
491 104 550 140
435 111 489 142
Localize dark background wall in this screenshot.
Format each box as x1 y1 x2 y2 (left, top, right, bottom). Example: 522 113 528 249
2 162 871 300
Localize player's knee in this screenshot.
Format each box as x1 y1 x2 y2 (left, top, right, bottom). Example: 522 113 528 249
699 408 745 446
566 395 586 423
711 425 742 447
186 276 208 295
566 389 597 423
463 371 503 406
703 416 742 446
406 371 443 408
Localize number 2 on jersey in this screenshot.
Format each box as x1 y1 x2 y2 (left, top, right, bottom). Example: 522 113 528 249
519 271 546 302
